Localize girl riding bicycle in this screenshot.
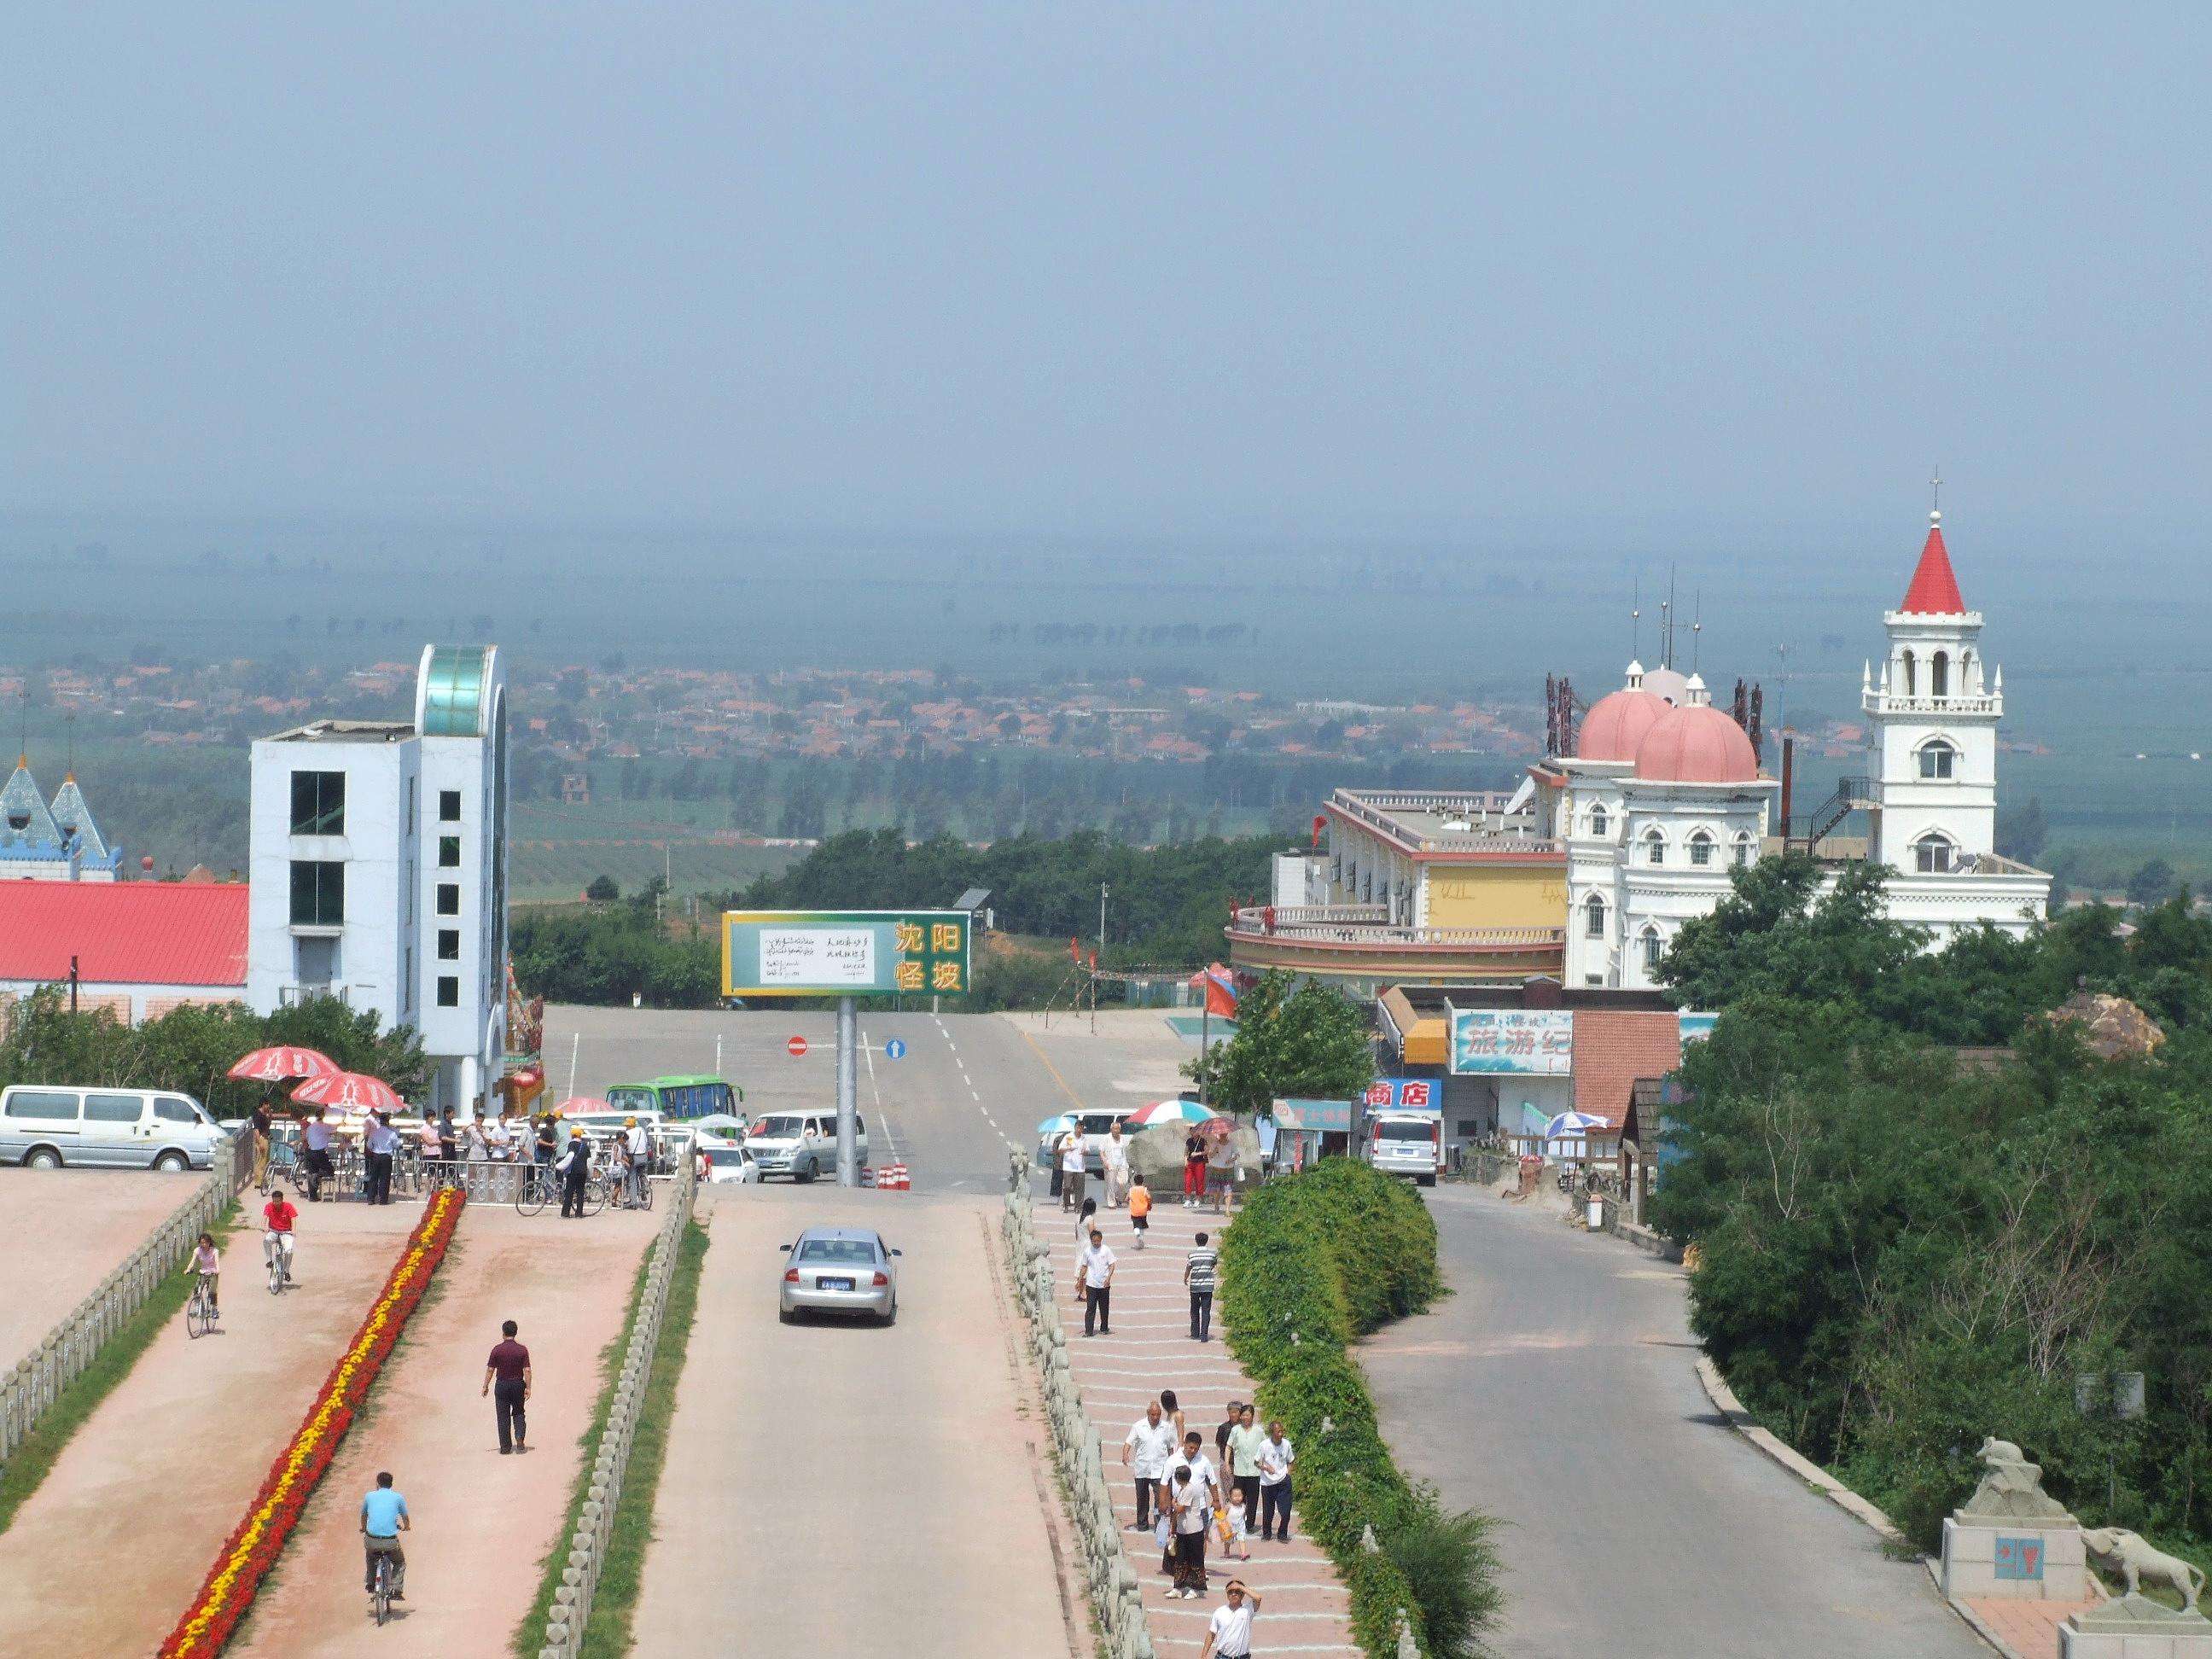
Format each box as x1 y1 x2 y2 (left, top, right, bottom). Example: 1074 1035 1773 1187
189 1231 220 1318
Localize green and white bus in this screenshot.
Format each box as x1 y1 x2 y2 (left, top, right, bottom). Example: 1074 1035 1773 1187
603 1075 743 1121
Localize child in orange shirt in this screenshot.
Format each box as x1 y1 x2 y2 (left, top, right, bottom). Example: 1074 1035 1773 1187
1128 1173 1152 1249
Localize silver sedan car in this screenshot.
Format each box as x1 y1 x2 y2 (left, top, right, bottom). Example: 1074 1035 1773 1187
778 1226 900 1324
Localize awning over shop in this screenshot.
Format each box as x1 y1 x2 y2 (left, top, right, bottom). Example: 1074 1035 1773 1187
1377 987 1449 1068
1273 1097 1353 1132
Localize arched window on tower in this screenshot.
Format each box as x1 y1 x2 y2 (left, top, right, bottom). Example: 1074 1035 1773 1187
1687 829 1715 867
1589 804 1609 839
1913 831 1956 874
1639 925 1663 976
1583 893 1607 939
1643 827 1666 866
1733 830 1755 868
1901 651 1917 696
1918 738 1956 780
1931 651 1950 698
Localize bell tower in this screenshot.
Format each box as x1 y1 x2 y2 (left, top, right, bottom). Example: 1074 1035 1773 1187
1864 496 2001 875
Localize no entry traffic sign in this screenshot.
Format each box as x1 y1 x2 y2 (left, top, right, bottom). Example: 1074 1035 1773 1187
786 1035 808 1058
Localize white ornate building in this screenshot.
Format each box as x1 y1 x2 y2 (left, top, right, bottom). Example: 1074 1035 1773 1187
1534 510 2052 989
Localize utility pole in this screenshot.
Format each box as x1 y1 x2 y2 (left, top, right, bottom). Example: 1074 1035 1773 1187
1099 884 1109 951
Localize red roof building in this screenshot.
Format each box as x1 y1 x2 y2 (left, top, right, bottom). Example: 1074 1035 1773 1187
1568 1008 1685 1129
0 882 249 1024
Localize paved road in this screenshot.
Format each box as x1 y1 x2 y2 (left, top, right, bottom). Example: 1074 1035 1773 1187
0 1201 416 1657
631 1185 1080 1656
544 1005 1039 1192
1362 1187 1982 1658
235 1204 657 1656
0 1167 200 1371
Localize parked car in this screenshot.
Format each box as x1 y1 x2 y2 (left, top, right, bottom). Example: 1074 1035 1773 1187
1039 1109 1138 1175
748 1111 868 1183
1363 1109 1442 1187
777 1225 899 1324
697 1143 760 1185
0 1086 225 1171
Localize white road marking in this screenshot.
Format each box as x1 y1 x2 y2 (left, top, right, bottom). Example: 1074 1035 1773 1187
857 1027 901 1164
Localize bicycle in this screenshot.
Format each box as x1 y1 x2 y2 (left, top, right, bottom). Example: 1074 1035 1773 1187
370 1546 397 1627
515 1161 553 1218
186 1273 218 1338
261 1133 300 1196
265 1233 294 1295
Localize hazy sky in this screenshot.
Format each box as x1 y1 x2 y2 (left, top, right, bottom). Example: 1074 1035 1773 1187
7 4 2207 541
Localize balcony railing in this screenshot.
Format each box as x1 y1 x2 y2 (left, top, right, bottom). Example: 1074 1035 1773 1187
1861 691 2000 716
278 983 354 1006
1329 789 1561 856
1228 905 1565 952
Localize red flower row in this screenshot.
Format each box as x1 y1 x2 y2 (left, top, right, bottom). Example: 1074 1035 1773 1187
158 1189 467 1657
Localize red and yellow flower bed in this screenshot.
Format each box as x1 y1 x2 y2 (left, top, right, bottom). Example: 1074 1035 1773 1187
159 1188 466 1657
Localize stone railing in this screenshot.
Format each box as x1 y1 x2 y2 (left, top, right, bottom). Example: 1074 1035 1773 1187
1002 1152 1155 1659
1227 906 1567 951
1 1136 246 1464
538 1157 697 1659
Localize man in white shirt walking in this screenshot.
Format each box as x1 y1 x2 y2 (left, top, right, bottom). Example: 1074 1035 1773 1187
1257 1419 1296 1541
1077 1226 1116 1336
1101 1121 1131 1208
1059 1131 1087 1213
1199 1580 1262 1658
1121 1400 1179 1534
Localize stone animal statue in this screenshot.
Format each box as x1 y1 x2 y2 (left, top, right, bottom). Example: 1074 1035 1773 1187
1960 1437 2072 1521
2081 1528 2207 1613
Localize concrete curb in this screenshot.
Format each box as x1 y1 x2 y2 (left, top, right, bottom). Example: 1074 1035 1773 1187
1694 1355 1909 1546
1002 1151 1157 1659
537 1162 698 1659
1926 1558 2024 1658
0 1137 246 1464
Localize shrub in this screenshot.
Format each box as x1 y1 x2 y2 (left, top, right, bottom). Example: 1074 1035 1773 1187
1220 1158 1494 1656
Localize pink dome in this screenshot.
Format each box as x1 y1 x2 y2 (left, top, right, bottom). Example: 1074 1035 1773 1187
1633 704 1760 783
1577 689 1670 762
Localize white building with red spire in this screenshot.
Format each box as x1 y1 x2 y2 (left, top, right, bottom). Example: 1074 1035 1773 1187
1537 509 2049 990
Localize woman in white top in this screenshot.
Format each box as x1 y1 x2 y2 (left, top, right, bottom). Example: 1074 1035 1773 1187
1101 1122 1132 1208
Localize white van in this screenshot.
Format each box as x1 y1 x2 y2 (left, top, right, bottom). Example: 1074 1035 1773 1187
0 1086 225 1172
1363 1109 1441 1188
748 1110 868 1183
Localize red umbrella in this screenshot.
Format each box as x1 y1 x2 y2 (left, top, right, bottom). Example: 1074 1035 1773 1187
228 1046 339 1084
291 1071 403 1115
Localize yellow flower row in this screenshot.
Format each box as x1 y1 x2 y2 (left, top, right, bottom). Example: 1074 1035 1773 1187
166 1190 463 1655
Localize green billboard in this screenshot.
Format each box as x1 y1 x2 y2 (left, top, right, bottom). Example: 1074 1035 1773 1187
720 910 972 998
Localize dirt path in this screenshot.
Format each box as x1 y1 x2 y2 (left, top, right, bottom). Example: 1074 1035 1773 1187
0 1199 419 1657
0 1167 208 1369
631 1187 1079 1657
234 1203 657 1657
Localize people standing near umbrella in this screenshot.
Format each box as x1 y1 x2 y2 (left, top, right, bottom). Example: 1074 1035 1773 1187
301 1109 335 1202
248 1097 275 1190
1206 1131 1237 1214
364 1111 399 1205
1183 1126 1208 1208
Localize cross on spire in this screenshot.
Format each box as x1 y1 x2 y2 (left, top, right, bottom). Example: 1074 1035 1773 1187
1930 466 1942 525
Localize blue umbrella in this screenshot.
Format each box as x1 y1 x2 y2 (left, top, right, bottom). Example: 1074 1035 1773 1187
1036 1113 1080 1138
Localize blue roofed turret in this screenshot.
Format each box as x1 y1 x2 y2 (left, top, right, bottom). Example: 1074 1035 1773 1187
0 758 64 852
49 772 120 870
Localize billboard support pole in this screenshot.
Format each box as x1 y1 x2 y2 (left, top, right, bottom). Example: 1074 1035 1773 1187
836 995 859 1186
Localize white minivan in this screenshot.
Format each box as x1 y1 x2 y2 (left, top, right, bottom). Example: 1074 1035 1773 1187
748 1110 868 1183
0 1086 225 1172
1363 1109 1441 1188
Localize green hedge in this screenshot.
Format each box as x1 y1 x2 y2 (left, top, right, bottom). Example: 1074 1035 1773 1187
1220 1159 1495 1656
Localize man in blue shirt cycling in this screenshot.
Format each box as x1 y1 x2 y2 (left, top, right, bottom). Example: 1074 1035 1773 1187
361 1471 410 1598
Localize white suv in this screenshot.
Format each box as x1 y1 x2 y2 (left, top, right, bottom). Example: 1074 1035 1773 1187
1364 1111 1441 1188
748 1111 869 1183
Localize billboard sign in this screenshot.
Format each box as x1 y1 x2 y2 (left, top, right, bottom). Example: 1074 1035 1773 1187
1359 1077 1438 1112
1450 1008 1573 1075
721 910 971 998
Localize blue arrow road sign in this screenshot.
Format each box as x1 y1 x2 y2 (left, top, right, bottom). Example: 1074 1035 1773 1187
884 1038 907 1061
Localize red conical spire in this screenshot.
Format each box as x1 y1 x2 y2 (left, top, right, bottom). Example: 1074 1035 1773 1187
1899 512 1965 614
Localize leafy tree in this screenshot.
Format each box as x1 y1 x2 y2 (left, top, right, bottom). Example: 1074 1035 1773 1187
1997 795 2049 863
585 875 620 903
2128 858 2180 909
1182 969 1374 1115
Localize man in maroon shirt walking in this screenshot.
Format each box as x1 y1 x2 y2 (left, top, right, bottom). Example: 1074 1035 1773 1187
483 1319 532 1454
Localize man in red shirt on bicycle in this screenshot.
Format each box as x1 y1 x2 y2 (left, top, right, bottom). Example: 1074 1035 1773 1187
264 1186 299 1286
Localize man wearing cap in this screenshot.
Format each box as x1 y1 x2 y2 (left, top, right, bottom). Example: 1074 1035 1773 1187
622 1116 650 1208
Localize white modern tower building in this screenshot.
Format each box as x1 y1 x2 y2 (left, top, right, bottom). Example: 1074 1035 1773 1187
246 645 510 1115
